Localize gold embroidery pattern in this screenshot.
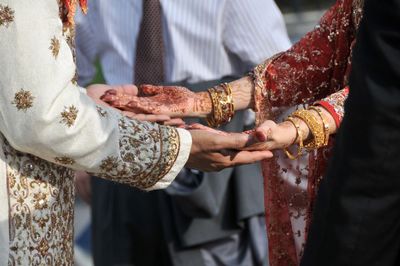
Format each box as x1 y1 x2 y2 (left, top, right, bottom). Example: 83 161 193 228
0 4 14 28
63 23 78 84
49 37 61 59
60 105 78 127
72 71 78 85
3 138 75 265
97 117 180 189
54 156 75 165
12 89 34 111
97 106 108 117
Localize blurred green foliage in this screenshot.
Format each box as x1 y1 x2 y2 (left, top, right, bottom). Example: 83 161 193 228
90 61 106 84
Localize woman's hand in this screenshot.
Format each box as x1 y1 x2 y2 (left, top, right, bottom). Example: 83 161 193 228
87 84 184 125
101 85 212 118
242 120 299 151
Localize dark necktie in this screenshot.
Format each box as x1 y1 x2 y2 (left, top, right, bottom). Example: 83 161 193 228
135 0 165 85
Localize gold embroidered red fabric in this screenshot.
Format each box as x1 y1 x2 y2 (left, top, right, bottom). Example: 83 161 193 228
253 0 363 265
316 86 349 127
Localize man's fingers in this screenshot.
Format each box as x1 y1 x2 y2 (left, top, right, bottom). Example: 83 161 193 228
212 133 251 150
163 118 186 126
136 114 171 122
185 123 226 134
106 84 139 96
230 150 273 165
239 142 270 151
123 113 169 122
118 84 139 95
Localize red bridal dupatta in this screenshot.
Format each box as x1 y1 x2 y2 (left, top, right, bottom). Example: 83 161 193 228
252 0 363 265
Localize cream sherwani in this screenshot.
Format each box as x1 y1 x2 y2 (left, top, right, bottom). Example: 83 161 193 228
0 0 192 265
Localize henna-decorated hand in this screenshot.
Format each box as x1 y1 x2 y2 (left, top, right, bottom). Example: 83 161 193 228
101 85 212 118
87 84 184 125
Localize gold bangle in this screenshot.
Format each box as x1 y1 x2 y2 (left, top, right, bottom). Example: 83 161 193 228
206 87 222 127
206 84 235 128
221 83 235 122
308 106 330 146
292 109 325 150
283 117 304 160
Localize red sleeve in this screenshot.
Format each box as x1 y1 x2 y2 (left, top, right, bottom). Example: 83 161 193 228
253 0 359 123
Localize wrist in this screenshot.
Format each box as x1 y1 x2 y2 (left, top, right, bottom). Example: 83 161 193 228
278 121 298 147
192 92 212 118
292 117 311 143
283 118 311 145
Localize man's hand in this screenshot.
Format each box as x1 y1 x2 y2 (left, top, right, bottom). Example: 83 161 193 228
187 130 273 172
87 84 184 125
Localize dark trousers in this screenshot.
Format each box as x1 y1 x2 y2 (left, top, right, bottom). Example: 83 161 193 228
91 179 171 266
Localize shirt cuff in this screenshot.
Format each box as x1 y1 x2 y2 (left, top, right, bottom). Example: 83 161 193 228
145 128 192 191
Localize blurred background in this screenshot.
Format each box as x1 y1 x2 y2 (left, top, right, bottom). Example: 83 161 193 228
74 0 335 265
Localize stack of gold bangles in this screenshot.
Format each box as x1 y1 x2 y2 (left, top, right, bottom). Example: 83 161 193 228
284 106 330 160
206 83 235 128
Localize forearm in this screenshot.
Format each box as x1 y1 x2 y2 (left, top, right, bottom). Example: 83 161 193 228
192 76 255 117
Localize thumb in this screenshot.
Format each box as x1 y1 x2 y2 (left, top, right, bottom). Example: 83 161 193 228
255 120 276 142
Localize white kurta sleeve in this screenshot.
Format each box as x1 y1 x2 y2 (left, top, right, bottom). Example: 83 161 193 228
0 0 192 191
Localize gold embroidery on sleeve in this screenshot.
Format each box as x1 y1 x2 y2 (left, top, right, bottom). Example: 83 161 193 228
0 4 14 28
33 192 49 210
50 37 61 59
97 117 181 189
37 239 50 257
99 156 119 172
60 105 78 127
72 71 78 85
54 156 75 165
96 106 108 117
12 89 34 111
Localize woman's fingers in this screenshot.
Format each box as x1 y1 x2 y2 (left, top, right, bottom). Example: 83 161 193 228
126 99 158 114
139 84 164 96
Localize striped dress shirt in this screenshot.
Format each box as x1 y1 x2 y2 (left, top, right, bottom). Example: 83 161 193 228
75 0 291 86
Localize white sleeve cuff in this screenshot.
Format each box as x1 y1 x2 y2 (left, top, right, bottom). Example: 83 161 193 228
145 128 192 191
